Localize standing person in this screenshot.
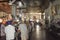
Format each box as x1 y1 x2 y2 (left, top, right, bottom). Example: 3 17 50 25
1 24 6 40
0 18 6 40
18 21 28 40
5 21 15 40
0 18 2 39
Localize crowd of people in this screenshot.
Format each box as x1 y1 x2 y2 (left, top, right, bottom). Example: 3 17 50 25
0 18 29 40
0 15 43 40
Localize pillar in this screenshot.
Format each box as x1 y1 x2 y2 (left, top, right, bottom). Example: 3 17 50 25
11 4 17 19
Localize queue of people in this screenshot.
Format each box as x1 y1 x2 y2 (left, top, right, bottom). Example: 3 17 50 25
0 18 29 40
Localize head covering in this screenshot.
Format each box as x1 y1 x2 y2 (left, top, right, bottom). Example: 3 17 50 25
6 21 12 25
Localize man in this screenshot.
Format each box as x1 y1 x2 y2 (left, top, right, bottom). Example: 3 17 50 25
18 21 28 40
5 21 15 40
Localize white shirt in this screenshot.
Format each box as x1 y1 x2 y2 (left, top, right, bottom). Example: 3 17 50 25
5 25 15 40
18 23 28 39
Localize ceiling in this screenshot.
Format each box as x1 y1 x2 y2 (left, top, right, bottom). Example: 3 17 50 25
0 2 11 13
0 0 55 13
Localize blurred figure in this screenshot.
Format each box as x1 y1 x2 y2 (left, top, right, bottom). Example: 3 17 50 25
34 19 43 30
0 18 6 40
5 21 15 40
18 21 28 40
28 22 32 33
1 24 6 40
45 19 49 29
0 18 2 39
29 19 34 32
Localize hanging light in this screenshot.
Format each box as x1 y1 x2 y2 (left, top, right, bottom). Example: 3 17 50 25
17 1 23 8
8 0 23 7
19 1 23 7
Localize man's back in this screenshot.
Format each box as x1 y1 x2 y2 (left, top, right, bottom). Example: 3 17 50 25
5 25 15 39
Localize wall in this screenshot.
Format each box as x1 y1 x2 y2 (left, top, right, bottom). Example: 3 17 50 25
53 0 60 15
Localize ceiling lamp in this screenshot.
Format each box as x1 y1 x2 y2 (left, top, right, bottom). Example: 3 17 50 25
18 1 23 7
17 1 24 8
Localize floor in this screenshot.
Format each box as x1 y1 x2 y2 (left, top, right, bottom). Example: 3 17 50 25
29 25 60 40
29 25 46 40
0 26 60 40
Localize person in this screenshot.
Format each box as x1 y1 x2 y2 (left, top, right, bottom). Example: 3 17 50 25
0 18 6 40
1 24 6 40
0 18 2 39
5 21 15 40
18 21 28 40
